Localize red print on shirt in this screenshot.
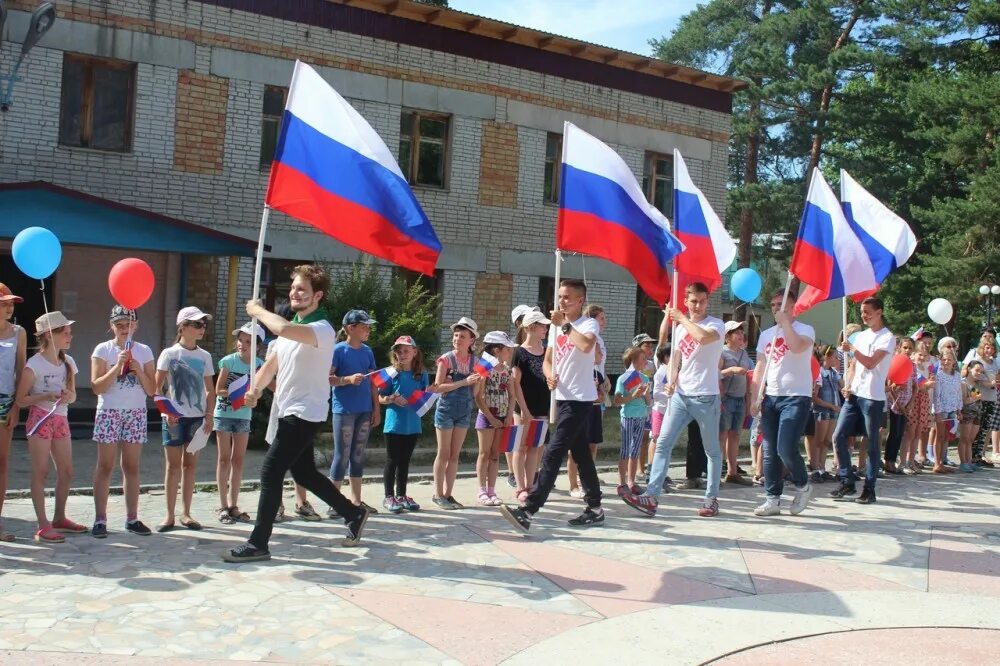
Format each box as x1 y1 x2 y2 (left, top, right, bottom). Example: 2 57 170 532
678 334 699 359
764 337 788 363
554 334 574 364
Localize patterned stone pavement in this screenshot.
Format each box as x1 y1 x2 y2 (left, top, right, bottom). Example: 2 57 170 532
1 465 998 665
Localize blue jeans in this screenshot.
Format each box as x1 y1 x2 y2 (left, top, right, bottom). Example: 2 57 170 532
330 412 372 480
760 395 811 497
833 395 885 488
645 393 721 500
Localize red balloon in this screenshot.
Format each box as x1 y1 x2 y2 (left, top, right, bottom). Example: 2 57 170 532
888 354 915 385
811 355 820 382
109 258 155 310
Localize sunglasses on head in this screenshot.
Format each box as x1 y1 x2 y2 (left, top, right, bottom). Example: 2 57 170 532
185 320 207 329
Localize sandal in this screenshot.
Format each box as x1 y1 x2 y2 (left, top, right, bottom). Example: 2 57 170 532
488 494 503 506
0 526 14 542
516 489 529 503
275 505 286 523
218 507 234 524
180 517 203 530
228 507 252 523
477 491 492 506
34 526 65 543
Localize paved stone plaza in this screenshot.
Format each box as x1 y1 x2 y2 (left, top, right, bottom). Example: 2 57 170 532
1 466 998 665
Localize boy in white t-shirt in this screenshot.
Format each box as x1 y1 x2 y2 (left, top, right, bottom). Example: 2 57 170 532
622 282 726 519
750 289 815 517
830 296 895 504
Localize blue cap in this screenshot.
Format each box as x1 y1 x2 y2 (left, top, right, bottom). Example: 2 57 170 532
342 309 376 326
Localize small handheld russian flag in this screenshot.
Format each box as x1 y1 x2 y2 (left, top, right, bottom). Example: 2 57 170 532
474 352 498 379
915 372 927 387
227 374 250 411
522 419 548 448
406 389 439 417
154 395 183 418
498 425 524 453
370 366 399 392
621 369 643 393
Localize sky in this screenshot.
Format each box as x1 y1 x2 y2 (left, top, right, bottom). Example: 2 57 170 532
447 0 703 56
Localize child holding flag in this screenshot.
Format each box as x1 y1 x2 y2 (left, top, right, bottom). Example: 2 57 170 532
214 322 265 524
614 346 651 495
511 310 551 502
473 332 518 505
377 336 433 514
933 350 962 473
90 306 156 538
16 312 85 543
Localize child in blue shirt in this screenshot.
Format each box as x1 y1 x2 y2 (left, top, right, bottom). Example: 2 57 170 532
614 346 652 496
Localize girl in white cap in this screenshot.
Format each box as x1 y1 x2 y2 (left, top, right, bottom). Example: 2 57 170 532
154 306 216 532
16 311 85 543
90 306 157 538
0 283 27 541
214 322 265 524
511 310 551 501
474 331 518 505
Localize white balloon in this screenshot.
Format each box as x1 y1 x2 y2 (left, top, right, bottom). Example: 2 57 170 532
927 298 953 325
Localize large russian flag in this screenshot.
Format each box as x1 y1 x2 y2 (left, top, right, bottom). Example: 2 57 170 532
840 169 917 287
673 149 736 294
557 122 684 305
791 169 877 315
265 61 442 275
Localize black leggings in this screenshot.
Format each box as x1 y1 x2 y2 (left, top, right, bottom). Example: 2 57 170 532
686 421 705 479
885 412 907 463
383 433 418 497
250 416 358 550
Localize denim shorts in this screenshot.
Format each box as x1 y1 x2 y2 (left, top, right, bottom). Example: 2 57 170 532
435 395 472 429
162 416 205 447
813 408 837 421
719 396 746 432
215 416 251 434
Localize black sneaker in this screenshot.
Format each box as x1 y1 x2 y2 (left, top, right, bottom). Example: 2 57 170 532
855 487 877 504
342 507 369 547
506 472 517 489
126 520 151 536
446 495 465 510
499 504 532 533
359 501 379 515
327 506 341 519
222 542 271 563
91 522 108 539
830 483 856 499
568 507 605 527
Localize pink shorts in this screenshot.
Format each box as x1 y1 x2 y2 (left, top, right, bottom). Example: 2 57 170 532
26 406 71 441
651 410 665 439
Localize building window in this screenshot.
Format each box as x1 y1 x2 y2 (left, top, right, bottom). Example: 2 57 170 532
642 152 673 218
634 286 661 342
394 267 443 310
258 259 303 312
543 132 562 204
260 85 287 171
537 276 555 315
399 110 449 187
58 54 136 152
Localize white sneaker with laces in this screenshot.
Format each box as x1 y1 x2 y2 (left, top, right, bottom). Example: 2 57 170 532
754 496 781 516
789 483 813 515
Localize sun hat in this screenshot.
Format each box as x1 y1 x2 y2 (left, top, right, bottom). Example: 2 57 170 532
483 331 517 347
521 310 552 327
176 306 213 325
451 317 479 337
724 320 746 334
392 335 418 349
342 309 376 326
36 311 74 334
0 283 23 303
232 322 266 343
110 305 137 323
510 304 540 325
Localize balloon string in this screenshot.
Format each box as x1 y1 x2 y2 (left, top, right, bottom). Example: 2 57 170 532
39 280 49 317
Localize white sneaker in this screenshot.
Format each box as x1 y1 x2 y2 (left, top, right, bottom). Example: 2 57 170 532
753 496 781 516
789 483 813 515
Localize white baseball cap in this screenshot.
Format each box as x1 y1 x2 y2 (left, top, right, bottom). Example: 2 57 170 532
176 306 213 325
521 310 552 327
724 320 746 333
510 304 540 325
483 331 517 347
232 321 266 343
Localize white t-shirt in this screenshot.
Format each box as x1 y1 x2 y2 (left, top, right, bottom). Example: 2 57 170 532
652 364 670 414
675 316 725 397
156 344 214 417
26 353 79 417
850 326 896 401
92 340 154 411
547 316 599 402
595 334 607 378
272 320 337 422
756 321 816 397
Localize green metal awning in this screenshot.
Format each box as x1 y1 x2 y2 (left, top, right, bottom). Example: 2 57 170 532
0 181 265 256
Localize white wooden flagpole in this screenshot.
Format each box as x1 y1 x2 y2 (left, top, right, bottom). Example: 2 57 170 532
248 206 271 394
549 249 562 422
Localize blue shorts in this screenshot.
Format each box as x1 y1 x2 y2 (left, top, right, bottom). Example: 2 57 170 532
162 417 205 447
435 396 472 429
215 417 251 434
720 396 746 432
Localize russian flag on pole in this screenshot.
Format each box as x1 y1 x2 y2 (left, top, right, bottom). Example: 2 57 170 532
557 122 684 305
406 389 439 417
227 374 250 411
154 395 183 418
498 425 524 453
370 366 398 392
265 61 442 275
621 369 643 393
673 149 737 294
522 419 549 448
840 169 917 289
791 169 878 315
474 352 498 379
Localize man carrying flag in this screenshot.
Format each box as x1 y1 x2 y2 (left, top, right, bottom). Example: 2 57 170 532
223 265 368 563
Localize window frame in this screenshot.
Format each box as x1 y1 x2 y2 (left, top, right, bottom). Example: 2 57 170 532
394 267 444 312
258 259 304 312
642 151 674 219
537 276 555 315
543 132 563 205
58 53 136 153
634 286 662 343
259 85 288 171
398 109 451 189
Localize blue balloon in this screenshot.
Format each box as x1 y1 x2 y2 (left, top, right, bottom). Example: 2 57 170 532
730 268 762 303
12 227 62 280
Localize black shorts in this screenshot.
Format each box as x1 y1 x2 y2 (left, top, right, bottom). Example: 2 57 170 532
587 404 603 444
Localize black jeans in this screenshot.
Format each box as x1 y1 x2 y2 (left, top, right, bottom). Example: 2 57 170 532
525 400 602 513
885 412 907 464
383 433 418 497
250 415 359 549
686 421 705 479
